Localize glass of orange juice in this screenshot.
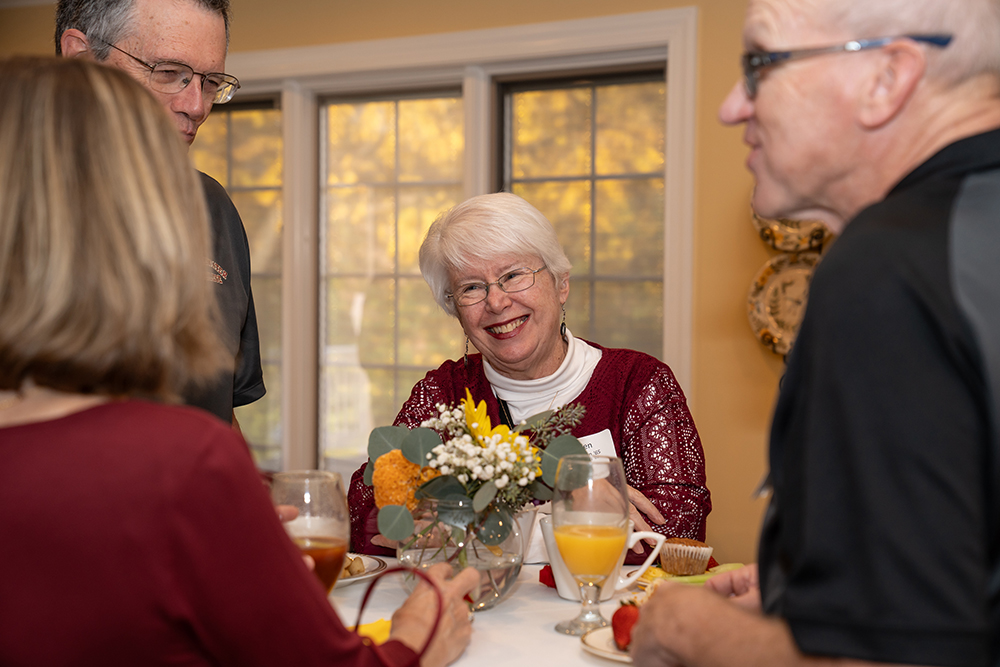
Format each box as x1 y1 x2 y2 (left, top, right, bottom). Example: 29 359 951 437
552 455 631 636
270 470 350 594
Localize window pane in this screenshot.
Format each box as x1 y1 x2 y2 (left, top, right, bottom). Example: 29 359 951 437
326 101 395 185
321 344 373 461
236 361 282 469
399 98 464 182
191 106 283 471
231 190 282 273
366 368 398 439
595 81 665 175
398 277 463 367
505 74 665 359
564 280 592 341
594 178 664 276
593 281 663 357
192 113 228 185
323 277 363 346
320 94 463 467
398 185 463 272
511 89 592 178
357 278 397 367
248 275 282 362
512 181 592 273
325 186 396 275
231 110 283 187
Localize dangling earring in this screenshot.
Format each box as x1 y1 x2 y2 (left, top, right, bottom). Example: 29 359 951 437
464 336 470 367
560 305 567 342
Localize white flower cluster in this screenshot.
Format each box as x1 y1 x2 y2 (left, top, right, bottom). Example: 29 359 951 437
421 404 539 492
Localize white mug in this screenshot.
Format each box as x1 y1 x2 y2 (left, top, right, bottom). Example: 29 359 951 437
539 515 665 601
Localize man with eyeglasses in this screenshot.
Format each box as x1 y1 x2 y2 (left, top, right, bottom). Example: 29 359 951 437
632 0 1000 666
55 0 265 429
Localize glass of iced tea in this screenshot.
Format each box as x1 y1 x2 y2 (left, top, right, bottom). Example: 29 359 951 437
270 470 350 593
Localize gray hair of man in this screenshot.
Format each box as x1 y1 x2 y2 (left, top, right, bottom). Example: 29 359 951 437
55 0 231 60
817 0 1000 85
419 192 573 318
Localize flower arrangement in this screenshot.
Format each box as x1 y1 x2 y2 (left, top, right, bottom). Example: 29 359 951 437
364 389 588 551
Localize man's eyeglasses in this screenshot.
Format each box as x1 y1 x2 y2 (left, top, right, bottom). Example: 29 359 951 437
741 34 952 98
447 266 546 307
102 41 241 104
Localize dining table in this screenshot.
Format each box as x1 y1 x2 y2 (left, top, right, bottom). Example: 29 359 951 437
329 560 638 665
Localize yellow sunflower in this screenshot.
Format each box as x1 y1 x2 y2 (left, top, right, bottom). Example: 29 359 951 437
462 388 514 444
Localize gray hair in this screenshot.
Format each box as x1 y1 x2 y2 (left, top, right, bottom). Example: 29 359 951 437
820 0 1000 85
55 0 231 59
419 192 573 317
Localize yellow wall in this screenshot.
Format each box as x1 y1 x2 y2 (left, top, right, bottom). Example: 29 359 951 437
0 0 782 565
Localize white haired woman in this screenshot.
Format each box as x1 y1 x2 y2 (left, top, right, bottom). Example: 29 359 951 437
348 192 711 565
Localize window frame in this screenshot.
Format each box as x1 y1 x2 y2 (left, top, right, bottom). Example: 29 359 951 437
226 8 698 470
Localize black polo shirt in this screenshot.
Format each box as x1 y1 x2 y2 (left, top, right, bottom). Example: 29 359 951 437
182 173 266 422
760 129 1000 665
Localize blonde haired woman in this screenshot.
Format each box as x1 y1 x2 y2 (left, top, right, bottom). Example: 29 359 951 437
0 57 474 667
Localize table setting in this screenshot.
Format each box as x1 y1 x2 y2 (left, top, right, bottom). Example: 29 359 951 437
276 392 728 664
329 560 639 665
323 453 672 665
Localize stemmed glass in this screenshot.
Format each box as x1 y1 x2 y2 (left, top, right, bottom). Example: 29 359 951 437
270 470 350 593
551 454 631 636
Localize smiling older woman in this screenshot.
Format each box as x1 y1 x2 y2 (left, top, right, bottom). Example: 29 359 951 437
348 193 711 563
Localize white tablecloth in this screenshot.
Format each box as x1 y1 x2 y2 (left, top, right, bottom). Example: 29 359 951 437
329 561 635 665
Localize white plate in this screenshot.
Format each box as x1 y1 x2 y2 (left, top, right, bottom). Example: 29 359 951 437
581 627 632 663
334 554 388 588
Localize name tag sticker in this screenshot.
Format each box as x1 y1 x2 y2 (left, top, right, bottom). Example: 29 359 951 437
577 429 615 458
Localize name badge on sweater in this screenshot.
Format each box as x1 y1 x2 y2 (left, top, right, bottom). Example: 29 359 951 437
577 429 615 458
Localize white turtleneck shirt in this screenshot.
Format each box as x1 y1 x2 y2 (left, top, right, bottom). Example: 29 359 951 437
482 329 602 425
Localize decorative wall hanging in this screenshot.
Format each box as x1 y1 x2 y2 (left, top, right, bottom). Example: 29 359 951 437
747 211 833 357
751 212 832 252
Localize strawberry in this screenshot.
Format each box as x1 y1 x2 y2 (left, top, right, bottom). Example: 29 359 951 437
611 600 639 651
538 565 557 589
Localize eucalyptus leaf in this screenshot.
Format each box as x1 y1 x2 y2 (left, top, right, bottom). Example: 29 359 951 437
472 481 498 513
368 425 408 462
401 427 443 466
515 409 556 433
363 459 374 486
476 505 513 546
540 434 589 485
528 480 552 501
436 498 476 530
416 475 466 500
377 504 415 542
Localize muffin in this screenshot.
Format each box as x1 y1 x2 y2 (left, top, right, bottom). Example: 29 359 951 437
658 537 713 575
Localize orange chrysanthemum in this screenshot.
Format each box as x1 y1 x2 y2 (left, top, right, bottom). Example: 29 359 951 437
371 449 440 510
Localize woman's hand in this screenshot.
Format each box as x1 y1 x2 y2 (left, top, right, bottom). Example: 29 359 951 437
626 485 665 553
370 534 400 549
390 563 480 667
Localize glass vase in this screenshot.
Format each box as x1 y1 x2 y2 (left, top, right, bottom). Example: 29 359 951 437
397 497 525 611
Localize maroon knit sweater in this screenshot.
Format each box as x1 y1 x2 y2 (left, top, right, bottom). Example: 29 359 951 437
348 341 711 564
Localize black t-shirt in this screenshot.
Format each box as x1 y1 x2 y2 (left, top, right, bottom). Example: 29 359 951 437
759 129 1000 665
182 173 266 422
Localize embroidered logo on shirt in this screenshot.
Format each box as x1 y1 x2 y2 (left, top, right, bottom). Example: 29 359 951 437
209 260 228 285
